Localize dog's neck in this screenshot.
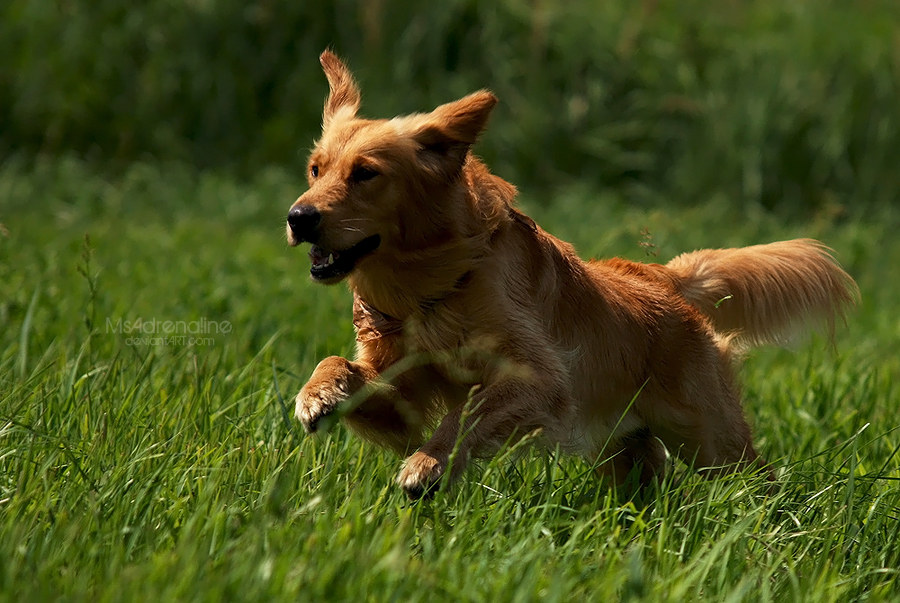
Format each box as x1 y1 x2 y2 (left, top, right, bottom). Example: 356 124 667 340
348 239 482 321
349 158 516 322
349 210 532 338
352 269 474 342
352 293 404 342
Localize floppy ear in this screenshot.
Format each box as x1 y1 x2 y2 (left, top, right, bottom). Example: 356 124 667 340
320 50 361 127
412 90 498 178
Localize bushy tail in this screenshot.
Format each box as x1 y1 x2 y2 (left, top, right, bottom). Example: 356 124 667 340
665 239 859 350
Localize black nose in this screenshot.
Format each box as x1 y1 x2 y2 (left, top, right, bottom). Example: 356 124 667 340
287 204 321 241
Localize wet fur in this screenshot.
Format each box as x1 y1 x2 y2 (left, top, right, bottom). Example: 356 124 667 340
289 51 859 498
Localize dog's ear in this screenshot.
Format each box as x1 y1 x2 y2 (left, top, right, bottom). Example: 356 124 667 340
320 50 361 127
426 91 498 146
412 91 498 178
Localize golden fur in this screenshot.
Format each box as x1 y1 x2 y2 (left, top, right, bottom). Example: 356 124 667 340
288 51 858 498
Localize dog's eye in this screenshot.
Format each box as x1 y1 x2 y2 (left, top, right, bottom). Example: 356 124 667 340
310 165 319 178
351 166 379 183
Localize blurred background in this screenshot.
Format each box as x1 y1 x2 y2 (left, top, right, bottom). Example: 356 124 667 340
2 0 899 214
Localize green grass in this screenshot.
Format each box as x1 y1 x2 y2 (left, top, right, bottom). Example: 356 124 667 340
1 159 899 601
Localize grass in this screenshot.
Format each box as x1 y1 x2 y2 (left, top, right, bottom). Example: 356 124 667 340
1 158 899 601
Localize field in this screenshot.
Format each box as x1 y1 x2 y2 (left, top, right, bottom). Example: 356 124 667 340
1 158 898 601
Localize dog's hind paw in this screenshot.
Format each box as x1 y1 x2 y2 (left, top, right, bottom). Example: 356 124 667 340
396 451 445 499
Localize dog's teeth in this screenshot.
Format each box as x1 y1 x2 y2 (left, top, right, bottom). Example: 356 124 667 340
327 253 334 265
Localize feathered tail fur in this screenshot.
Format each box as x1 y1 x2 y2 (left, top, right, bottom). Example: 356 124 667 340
665 239 859 350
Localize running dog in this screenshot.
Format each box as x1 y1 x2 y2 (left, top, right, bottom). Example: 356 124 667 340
287 51 858 498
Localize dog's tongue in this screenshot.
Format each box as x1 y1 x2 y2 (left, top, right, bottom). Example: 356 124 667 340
308 245 338 268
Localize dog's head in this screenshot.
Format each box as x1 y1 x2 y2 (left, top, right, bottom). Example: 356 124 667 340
286 50 498 285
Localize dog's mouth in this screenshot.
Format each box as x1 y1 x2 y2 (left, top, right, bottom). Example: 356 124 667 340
307 235 381 282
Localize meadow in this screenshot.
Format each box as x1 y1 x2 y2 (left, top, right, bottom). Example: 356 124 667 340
1 158 898 601
2 0 900 598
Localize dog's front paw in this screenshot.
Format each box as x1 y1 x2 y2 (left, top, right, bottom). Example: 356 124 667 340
396 451 445 499
294 356 354 433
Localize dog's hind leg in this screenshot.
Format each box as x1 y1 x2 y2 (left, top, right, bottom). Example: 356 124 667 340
594 427 668 492
645 370 772 480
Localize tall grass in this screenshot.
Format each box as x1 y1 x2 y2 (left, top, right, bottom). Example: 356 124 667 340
1 160 898 601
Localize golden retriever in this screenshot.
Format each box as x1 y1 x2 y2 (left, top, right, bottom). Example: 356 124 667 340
287 51 858 498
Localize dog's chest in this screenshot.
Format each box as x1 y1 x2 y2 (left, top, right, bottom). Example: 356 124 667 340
406 316 455 351
354 295 492 387
402 309 496 386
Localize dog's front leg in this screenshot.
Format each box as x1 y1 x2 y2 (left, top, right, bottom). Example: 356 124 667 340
396 378 562 499
294 355 366 434
295 355 424 454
